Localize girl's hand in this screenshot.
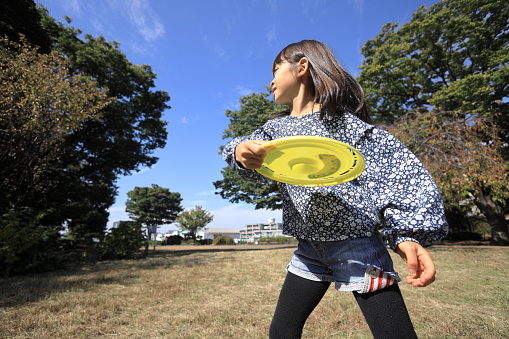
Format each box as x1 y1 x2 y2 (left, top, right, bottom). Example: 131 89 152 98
235 140 269 169
396 241 436 287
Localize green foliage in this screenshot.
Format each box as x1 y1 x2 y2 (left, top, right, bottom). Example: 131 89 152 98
359 0 509 123
258 236 298 244
100 221 145 260
126 184 183 229
0 37 110 211
0 207 66 277
0 0 52 53
165 235 183 245
212 234 234 245
220 90 284 140
36 9 170 242
0 36 111 276
0 2 172 274
214 90 286 210
175 206 214 241
0 1 185 274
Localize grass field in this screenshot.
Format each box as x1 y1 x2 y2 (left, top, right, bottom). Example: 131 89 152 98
1 244 508 338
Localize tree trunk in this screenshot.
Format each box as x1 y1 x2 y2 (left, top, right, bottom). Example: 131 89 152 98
474 186 509 246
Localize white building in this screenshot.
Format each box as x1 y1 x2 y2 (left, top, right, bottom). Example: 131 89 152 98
197 228 241 241
239 218 292 243
156 228 241 242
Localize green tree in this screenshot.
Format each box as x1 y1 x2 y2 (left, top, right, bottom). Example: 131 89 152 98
35 10 170 241
0 0 51 52
175 206 214 241
358 0 508 124
0 3 172 272
214 90 285 210
100 221 145 260
0 37 110 276
126 184 183 250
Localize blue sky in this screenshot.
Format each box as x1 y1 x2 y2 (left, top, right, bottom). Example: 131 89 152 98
37 0 438 232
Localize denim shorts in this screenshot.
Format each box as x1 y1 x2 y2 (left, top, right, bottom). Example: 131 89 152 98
287 235 401 294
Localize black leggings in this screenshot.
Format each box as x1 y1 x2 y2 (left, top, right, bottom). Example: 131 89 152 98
269 272 418 339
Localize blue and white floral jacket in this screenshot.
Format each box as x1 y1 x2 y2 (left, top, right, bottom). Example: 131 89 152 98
222 112 448 249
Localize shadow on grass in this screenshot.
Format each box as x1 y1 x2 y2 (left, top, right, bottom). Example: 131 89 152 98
0 245 296 309
147 244 297 257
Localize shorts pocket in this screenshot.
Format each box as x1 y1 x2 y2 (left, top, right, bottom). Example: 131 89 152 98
360 265 400 294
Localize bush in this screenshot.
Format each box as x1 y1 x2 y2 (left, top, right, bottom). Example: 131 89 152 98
443 231 483 241
165 235 183 245
100 221 144 260
258 236 298 244
212 234 234 245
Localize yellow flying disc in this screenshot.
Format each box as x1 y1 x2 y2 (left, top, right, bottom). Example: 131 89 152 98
255 136 365 187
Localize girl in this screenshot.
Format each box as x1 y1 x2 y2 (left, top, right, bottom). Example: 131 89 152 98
222 40 448 338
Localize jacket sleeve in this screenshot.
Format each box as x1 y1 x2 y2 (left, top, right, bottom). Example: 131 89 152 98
369 129 449 250
222 125 272 183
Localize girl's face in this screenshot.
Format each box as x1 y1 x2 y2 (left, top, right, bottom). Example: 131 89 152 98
270 60 300 106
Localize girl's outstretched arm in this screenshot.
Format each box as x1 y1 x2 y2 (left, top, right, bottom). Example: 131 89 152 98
396 241 436 287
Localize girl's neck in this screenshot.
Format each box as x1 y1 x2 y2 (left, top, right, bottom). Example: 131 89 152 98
290 100 321 116
290 101 321 116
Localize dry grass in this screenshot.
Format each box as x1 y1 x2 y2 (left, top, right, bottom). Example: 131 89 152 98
1 244 508 338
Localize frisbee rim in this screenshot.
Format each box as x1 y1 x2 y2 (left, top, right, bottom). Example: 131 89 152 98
255 136 365 187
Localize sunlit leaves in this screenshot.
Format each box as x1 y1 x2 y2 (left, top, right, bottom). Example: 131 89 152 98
175 206 214 240
0 37 111 205
359 0 509 122
125 184 183 228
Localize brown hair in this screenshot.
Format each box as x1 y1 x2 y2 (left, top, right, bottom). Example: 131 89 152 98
271 40 372 124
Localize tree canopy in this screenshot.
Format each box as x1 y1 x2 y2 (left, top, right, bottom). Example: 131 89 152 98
175 206 214 241
0 0 51 52
23 8 171 244
358 0 508 124
126 184 183 229
0 1 172 275
0 37 111 276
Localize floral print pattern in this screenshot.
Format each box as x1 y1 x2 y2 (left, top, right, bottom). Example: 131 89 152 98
222 112 448 249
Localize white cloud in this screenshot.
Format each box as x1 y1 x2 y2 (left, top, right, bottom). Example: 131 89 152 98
236 85 254 96
201 34 227 58
267 0 278 13
196 190 217 196
348 0 364 15
266 25 277 45
223 101 241 111
60 0 83 15
185 201 207 208
180 117 189 124
108 206 127 213
124 0 165 42
133 166 153 175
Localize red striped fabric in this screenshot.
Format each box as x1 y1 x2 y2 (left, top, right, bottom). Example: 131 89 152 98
364 267 396 293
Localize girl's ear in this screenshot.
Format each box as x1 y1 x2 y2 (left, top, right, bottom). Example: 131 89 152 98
297 57 309 77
